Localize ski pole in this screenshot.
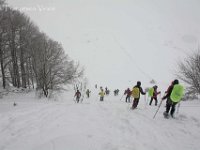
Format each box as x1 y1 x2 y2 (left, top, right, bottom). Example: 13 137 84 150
176 102 181 115
73 97 76 103
153 99 163 119
144 94 148 106
120 94 124 101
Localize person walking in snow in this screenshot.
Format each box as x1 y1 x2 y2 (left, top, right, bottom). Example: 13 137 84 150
131 81 146 109
114 90 117 96
162 79 184 118
99 87 105 101
86 89 91 98
105 87 110 95
124 88 132 103
116 89 119 95
149 85 161 106
114 89 119 96
74 90 81 103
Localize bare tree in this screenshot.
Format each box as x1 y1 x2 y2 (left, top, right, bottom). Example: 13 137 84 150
31 35 84 97
177 50 200 97
0 0 5 6
0 5 10 89
0 1 84 98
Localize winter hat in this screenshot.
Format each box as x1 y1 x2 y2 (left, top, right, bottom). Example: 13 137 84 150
173 79 179 85
137 81 141 86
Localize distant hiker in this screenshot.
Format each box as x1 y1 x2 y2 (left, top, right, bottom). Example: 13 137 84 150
106 89 110 95
99 88 105 101
105 87 110 95
116 89 119 95
86 89 91 98
74 90 81 103
162 79 184 118
95 84 98 89
131 81 146 109
124 88 132 103
114 90 117 96
149 85 161 106
114 89 119 96
13 102 17 106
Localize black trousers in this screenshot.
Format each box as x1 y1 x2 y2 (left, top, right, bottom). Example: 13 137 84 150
166 99 177 116
100 96 104 101
76 97 80 103
149 97 158 106
126 96 131 103
132 98 139 108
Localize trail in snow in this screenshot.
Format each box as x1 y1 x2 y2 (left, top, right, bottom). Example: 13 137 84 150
0 91 200 150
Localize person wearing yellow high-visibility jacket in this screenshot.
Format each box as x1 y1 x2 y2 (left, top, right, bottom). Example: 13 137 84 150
131 81 146 109
99 87 105 101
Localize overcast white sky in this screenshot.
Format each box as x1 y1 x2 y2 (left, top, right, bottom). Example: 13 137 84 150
6 0 200 90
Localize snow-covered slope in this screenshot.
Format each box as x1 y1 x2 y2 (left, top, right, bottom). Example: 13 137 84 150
0 91 200 150
7 0 200 89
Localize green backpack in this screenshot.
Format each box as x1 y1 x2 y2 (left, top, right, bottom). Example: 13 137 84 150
148 87 154 97
170 84 184 102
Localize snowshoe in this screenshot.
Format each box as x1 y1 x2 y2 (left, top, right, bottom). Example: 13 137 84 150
163 112 169 119
130 107 137 110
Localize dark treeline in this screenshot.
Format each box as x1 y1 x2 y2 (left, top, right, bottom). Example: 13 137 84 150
0 0 83 97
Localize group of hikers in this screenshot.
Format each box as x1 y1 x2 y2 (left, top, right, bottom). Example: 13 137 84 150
74 79 184 118
74 86 118 102
123 80 184 118
74 89 91 103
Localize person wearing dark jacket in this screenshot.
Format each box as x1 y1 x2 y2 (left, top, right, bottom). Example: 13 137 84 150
132 81 146 109
74 90 81 103
124 88 132 103
86 89 91 98
162 79 179 118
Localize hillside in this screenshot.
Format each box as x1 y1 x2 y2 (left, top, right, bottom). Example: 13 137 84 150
7 0 200 88
0 91 200 150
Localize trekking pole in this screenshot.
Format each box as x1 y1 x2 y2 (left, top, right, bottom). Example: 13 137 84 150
73 97 76 103
176 102 181 115
153 99 163 119
81 94 84 103
144 94 147 108
120 94 124 101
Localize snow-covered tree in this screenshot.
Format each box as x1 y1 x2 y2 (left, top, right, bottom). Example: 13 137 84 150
177 50 200 98
0 1 84 97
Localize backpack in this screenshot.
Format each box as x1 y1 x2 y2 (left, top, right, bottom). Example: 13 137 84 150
132 87 140 98
148 87 154 97
170 84 184 102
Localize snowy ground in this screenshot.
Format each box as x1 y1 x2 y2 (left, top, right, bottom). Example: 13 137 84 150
0 90 200 150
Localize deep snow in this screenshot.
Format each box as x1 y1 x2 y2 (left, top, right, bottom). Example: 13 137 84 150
0 90 200 150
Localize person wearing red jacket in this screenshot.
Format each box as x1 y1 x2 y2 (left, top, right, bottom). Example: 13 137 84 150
149 85 161 106
124 88 132 103
74 90 81 103
162 79 179 118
